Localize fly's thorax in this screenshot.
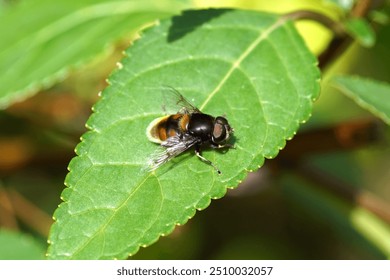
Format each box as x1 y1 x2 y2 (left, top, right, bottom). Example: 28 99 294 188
187 113 215 141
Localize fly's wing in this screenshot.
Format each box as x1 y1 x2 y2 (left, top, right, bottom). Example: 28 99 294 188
146 134 199 172
162 86 202 115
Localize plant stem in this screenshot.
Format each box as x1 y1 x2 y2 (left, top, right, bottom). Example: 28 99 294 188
284 0 377 69
352 0 374 17
282 9 349 69
8 189 52 237
0 188 19 231
282 10 345 36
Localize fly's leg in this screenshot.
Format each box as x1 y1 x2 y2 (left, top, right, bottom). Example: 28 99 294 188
194 145 221 175
217 143 235 149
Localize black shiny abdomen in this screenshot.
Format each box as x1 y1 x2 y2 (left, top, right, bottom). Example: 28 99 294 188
187 113 215 141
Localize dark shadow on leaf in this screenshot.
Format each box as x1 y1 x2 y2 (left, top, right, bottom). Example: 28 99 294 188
168 9 230 42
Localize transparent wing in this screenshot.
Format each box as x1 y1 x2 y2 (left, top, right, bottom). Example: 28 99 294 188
162 86 202 114
146 134 199 172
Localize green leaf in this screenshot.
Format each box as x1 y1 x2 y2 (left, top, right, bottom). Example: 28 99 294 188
0 0 187 108
369 10 389 25
332 75 390 125
47 9 320 259
0 230 46 260
344 18 376 47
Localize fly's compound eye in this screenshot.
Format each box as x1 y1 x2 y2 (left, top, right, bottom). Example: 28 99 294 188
212 116 232 143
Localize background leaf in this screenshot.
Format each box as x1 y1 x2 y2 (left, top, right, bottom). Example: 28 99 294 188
332 75 390 125
0 229 46 260
47 9 320 259
344 18 376 47
0 0 187 108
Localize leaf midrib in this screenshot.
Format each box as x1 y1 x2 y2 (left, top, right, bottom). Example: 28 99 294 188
199 17 287 110
69 171 157 259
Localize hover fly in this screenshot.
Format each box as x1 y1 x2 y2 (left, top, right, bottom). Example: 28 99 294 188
146 88 234 174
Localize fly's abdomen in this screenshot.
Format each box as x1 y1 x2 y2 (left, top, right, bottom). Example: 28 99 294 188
146 114 189 143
